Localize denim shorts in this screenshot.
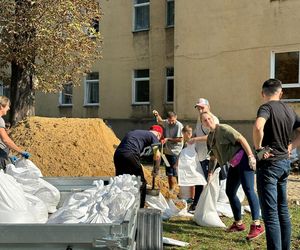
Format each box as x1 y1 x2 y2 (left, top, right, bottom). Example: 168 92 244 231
165 154 178 177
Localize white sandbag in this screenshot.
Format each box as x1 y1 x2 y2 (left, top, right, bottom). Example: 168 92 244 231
85 203 112 224
0 171 36 223
49 175 139 224
32 178 60 213
178 144 207 186
193 169 226 227
146 194 193 219
25 193 48 223
7 159 42 179
6 160 60 213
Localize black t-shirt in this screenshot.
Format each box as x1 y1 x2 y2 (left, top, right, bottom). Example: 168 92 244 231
115 130 159 156
257 100 300 160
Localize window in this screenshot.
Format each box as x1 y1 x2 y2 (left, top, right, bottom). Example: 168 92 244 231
271 51 300 101
84 72 99 105
133 69 149 104
59 83 73 106
166 0 174 27
0 82 10 97
133 0 150 31
166 67 174 103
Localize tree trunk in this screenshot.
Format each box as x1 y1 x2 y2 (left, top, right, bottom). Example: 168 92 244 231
9 61 35 125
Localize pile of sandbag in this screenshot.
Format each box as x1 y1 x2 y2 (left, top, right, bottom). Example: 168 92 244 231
48 174 139 224
0 159 61 223
6 159 60 213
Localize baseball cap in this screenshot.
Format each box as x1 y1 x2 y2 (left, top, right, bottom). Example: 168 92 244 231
194 98 209 108
149 125 164 138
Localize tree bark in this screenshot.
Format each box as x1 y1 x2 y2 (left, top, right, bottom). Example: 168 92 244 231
9 61 35 125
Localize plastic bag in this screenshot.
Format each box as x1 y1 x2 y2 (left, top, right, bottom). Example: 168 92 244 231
193 168 226 227
0 171 37 223
178 144 207 186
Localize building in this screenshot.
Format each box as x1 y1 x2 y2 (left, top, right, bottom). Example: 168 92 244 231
35 0 300 139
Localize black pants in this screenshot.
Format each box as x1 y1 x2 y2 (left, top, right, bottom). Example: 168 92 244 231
114 151 146 208
192 159 209 206
0 149 9 170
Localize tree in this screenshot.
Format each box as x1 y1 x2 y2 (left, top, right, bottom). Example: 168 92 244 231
0 0 102 124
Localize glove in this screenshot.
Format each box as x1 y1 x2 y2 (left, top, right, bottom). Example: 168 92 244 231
9 155 19 164
248 154 256 170
21 151 30 159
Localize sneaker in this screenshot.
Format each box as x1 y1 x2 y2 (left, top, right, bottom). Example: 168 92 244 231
246 224 265 241
226 222 246 232
188 204 196 214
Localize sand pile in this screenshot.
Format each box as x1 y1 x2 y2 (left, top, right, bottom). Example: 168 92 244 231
10 116 174 197
10 116 119 176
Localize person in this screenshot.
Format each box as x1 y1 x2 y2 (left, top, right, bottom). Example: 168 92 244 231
177 125 195 200
113 125 163 208
186 98 219 213
201 111 264 241
253 78 300 250
0 96 30 169
153 110 183 193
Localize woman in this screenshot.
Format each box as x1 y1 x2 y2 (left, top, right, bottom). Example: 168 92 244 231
0 96 30 169
200 111 264 241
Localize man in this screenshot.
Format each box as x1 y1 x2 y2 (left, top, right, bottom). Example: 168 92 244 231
0 96 30 169
187 98 219 212
113 125 163 208
253 79 300 250
153 111 183 192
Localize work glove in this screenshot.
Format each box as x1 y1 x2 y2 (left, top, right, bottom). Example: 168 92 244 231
21 151 30 159
9 155 19 164
248 154 256 171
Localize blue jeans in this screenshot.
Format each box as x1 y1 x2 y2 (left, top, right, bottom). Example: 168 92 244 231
256 159 291 250
165 154 178 177
226 152 260 221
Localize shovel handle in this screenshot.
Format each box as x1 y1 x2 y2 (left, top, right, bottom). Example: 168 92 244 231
152 175 155 190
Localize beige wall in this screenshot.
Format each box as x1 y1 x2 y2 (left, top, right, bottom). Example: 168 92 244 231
35 0 300 139
36 0 174 120
175 0 300 120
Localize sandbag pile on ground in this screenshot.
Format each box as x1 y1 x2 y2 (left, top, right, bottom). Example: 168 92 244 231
48 174 139 224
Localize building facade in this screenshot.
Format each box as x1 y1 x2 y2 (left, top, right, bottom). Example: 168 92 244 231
35 0 300 139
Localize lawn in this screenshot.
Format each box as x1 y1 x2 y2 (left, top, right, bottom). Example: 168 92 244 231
163 205 300 250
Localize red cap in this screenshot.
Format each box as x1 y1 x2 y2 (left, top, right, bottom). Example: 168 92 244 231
149 125 163 137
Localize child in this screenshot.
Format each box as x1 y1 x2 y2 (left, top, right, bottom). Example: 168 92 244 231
177 125 199 202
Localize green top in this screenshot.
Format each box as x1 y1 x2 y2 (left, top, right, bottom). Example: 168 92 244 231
207 124 242 167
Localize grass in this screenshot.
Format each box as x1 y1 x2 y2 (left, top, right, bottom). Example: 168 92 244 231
163 205 300 250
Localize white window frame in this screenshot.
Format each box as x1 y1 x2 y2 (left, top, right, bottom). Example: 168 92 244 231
270 51 300 102
132 69 150 105
0 81 4 96
59 83 73 107
133 0 150 32
0 81 9 97
165 67 174 103
166 0 174 28
84 72 100 106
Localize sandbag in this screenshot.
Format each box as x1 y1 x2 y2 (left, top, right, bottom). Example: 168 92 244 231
48 175 139 224
6 160 60 213
178 144 207 186
193 168 226 228
0 170 37 223
25 193 48 223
